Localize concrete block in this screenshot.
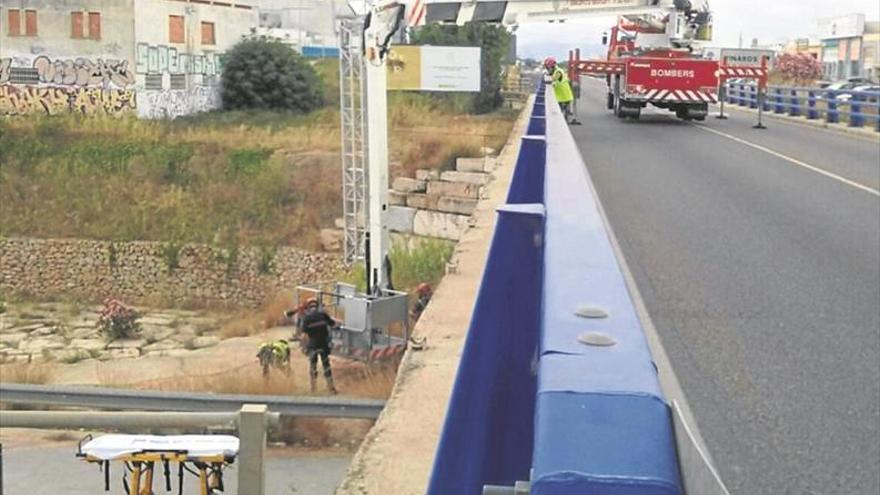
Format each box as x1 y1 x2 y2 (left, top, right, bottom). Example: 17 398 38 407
456 157 488 173
387 206 417 233
320 228 343 252
413 210 471 240
388 190 407 206
426 180 480 199
391 177 427 193
440 170 491 186
415 169 441 181
406 193 440 210
437 196 478 216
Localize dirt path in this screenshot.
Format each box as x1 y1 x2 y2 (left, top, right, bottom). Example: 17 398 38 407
335 101 531 495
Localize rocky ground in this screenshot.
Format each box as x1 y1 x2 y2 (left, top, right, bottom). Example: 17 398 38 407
0 302 228 365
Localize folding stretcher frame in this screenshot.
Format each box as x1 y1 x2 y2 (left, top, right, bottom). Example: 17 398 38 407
77 434 239 495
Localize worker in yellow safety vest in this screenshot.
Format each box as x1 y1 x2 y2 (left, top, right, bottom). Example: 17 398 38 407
544 57 575 123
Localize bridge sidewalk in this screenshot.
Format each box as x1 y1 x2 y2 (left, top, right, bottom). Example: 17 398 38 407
334 101 532 495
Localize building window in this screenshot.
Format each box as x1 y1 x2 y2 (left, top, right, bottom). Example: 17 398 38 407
170 73 187 90
71 12 84 38
201 21 215 45
24 9 37 36
145 74 164 90
169 15 185 43
88 12 101 40
7 9 21 36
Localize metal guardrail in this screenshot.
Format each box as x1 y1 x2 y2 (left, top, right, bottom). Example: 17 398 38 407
725 84 880 132
0 383 385 419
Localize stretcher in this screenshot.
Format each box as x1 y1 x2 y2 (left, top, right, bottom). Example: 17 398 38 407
77 434 239 495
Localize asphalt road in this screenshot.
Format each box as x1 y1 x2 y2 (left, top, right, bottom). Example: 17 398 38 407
571 79 880 495
1 442 350 495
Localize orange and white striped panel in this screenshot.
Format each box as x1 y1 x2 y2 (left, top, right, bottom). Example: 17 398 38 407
406 0 427 26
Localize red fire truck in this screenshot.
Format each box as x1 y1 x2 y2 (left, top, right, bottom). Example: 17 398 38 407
570 20 722 121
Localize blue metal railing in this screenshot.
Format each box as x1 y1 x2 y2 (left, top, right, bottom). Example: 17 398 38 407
725 84 880 132
428 81 683 495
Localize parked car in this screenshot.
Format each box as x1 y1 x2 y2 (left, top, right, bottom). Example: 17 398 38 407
835 85 880 103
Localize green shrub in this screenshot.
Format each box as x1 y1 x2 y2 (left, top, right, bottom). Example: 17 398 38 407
226 148 273 178
221 38 325 112
160 242 182 273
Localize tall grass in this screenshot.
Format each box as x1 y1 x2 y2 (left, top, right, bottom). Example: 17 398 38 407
0 60 515 247
342 238 455 294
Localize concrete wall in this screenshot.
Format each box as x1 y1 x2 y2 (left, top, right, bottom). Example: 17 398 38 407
0 0 138 115
0 0 258 118
0 237 342 307
132 0 257 118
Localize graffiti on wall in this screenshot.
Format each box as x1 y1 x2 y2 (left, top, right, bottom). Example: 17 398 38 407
0 85 136 116
137 86 220 119
0 56 135 88
135 43 224 76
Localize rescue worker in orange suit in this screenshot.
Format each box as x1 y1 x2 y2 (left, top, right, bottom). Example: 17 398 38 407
301 298 338 394
544 57 576 124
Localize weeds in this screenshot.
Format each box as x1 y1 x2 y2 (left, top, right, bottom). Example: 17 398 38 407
0 362 55 384
159 242 182 273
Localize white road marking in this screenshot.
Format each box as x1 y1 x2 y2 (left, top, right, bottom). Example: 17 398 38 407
693 124 880 197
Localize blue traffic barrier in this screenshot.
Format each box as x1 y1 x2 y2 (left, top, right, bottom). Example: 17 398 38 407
807 90 819 120
774 88 784 113
527 116 546 136
507 137 546 205
827 92 839 123
427 201 545 495
850 94 865 128
789 89 801 117
531 98 682 495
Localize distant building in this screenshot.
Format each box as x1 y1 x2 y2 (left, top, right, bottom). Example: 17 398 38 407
256 0 339 56
1 0 258 118
817 14 880 82
782 38 822 60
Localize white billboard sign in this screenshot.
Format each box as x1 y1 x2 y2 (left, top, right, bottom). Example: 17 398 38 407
817 14 865 40
388 45 481 92
719 48 776 68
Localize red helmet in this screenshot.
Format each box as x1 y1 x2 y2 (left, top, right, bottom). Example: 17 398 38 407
306 297 318 308
417 283 432 296
544 57 557 68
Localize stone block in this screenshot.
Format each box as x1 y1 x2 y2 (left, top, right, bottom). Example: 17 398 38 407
426 181 480 199
320 229 343 252
0 332 28 347
413 210 471 240
415 169 441 181
391 177 427 193
406 193 440 210
70 339 108 352
388 190 407 206
107 338 146 350
190 335 220 349
143 339 184 352
456 157 488 173
437 196 478 216
387 206 417 233
440 171 491 186
20 337 65 353
108 348 141 359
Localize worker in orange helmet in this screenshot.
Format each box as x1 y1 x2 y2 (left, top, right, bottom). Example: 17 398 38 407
410 283 433 322
544 57 576 124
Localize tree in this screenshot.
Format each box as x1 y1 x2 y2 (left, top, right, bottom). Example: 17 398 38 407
772 53 823 85
221 38 324 112
409 23 513 114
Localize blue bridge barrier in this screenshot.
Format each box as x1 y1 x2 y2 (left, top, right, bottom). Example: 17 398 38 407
428 81 685 494
725 83 880 132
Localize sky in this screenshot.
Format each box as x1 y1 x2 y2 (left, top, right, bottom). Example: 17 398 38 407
516 0 880 60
